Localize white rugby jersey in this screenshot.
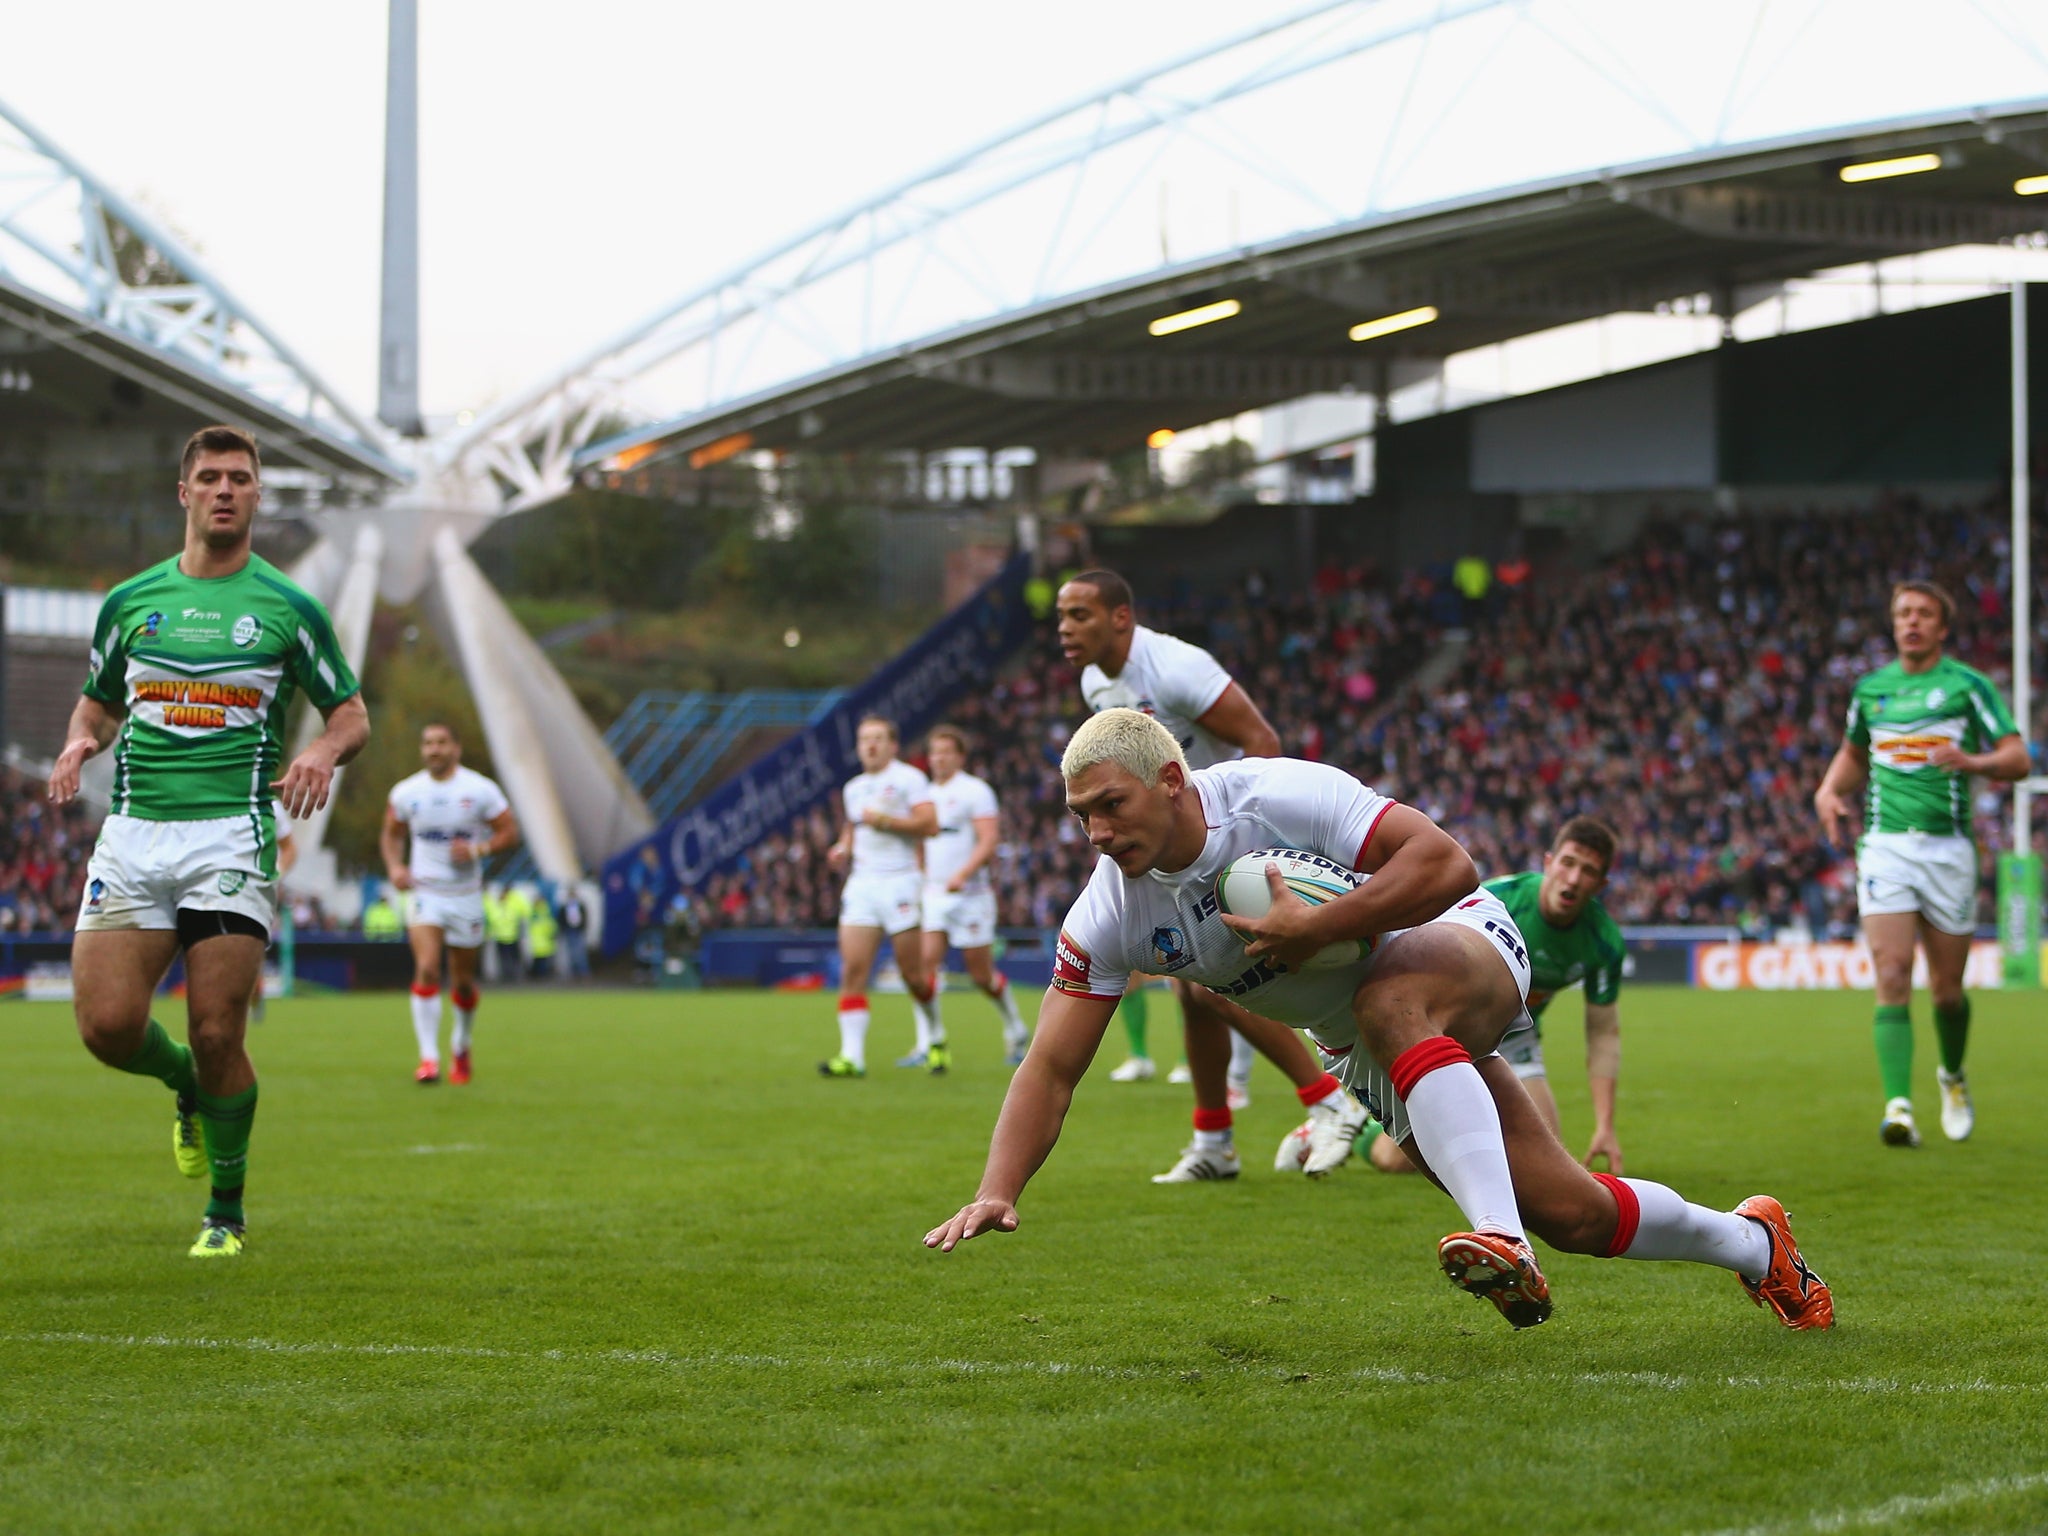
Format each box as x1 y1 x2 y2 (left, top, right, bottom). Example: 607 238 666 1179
1053 758 1399 1032
1080 625 1239 769
843 758 934 878
925 771 999 893
388 766 510 896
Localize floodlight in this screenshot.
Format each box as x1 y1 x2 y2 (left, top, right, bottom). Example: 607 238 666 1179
1146 428 1176 448
1148 299 1241 336
2016 174 2048 196
1838 153 1942 183
1348 305 1439 343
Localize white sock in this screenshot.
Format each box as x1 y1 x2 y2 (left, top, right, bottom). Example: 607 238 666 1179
1227 1027 1254 1087
451 988 477 1056
1611 1177 1771 1278
1400 1056 1525 1242
837 1001 870 1069
1193 1127 1233 1153
409 987 441 1065
987 976 1027 1044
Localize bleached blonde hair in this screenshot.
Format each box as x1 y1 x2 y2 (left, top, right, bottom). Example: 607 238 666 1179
1061 707 1189 786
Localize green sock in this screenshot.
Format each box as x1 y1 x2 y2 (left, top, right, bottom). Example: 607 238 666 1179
197 1083 258 1227
1874 1004 1914 1102
1353 1119 1385 1158
1118 989 1149 1059
116 1019 198 1100
1934 997 1971 1076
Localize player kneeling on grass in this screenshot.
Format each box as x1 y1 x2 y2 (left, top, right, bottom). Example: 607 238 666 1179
382 722 520 1085
925 709 1833 1331
1324 817 1628 1179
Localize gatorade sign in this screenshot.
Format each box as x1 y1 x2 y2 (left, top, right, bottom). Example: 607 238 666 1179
1692 941 2003 990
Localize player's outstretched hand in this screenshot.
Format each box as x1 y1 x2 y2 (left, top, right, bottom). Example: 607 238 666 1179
273 748 338 821
924 1199 1019 1252
1218 863 1322 973
388 867 415 892
47 738 94 806
1583 1129 1623 1175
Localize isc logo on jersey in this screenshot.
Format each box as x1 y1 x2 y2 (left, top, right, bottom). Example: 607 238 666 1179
1215 847 1374 970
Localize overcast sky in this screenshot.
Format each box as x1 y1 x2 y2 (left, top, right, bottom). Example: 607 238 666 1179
5 1 2047 426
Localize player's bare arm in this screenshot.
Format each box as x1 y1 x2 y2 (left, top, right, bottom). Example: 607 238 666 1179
453 807 520 868
46 694 124 805
1193 682 1281 757
1582 1000 1622 1173
274 694 370 821
1221 804 1478 971
1813 741 1868 847
380 804 415 891
948 813 1000 893
1927 732 2030 780
862 799 939 837
924 988 1117 1251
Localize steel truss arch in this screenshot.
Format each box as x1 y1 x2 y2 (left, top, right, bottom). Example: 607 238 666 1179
447 0 2048 509
0 97 406 482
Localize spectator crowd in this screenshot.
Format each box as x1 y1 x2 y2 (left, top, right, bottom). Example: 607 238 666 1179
698 495 2043 939
6 496 2039 946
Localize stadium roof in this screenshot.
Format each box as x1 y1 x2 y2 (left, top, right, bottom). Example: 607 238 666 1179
583 99 2048 472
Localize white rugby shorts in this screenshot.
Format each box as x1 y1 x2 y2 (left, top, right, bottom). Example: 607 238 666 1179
840 870 924 935
1497 1007 1547 1080
921 886 998 948
408 888 487 948
1311 887 1534 1146
1856 831 1978 937
76 813 276 938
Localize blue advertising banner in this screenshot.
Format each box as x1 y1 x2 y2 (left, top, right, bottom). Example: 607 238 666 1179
602 552 1033 952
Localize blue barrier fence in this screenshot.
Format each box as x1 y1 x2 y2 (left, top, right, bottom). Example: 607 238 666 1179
600 552 1034 954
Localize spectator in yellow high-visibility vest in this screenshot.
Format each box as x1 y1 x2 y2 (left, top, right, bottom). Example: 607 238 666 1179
485 884 526 984
527 892 559 980
363 893 404 941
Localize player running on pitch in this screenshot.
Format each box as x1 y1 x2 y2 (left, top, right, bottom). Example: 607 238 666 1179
48 425 369 1258
925 710 1832 1332
381 721 520 1084
917 724 1031 1066
1321 816 1628 1176
820 716 945 1077
1058 570 1363 1180
1814 579 2028 1147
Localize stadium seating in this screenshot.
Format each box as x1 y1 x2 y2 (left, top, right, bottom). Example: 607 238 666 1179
6 496 2039 943
698 495 2043 939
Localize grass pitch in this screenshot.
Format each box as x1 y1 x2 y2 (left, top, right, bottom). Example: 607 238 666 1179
3 983 2046 1534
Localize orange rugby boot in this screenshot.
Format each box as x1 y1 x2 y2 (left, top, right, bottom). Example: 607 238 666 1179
450 1051 472 1086
1734 1195 1833 1330
1438 1230 1553 1329
414 1059 441 1085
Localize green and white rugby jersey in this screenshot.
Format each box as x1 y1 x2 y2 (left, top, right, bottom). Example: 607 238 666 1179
1844 655 2017 839
1482 869 1624 1023
82 554 359 847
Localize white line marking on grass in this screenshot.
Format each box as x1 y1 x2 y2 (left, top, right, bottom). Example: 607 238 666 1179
5 1333 2047 1402
1696 1470 2048 1535
405 1144 484 1155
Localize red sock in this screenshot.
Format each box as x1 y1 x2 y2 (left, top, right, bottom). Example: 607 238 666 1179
1296 1071 1343 1107
411 983 438 999
452 985 478 1012
1192 1106 1233 1133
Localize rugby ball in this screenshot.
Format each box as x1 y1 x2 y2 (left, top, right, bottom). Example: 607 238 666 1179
1214 847 1370 970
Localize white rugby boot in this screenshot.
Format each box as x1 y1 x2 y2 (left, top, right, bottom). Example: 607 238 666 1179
1303 1089 1369 1177
1166 1062 1192 1085
1226 1081 1251 1111
1152 1141 1240 1183
1274 1120 1312 1172
1108 1055 1156 1083
1936 1068 1973 1142
1880 1096 1921 1148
